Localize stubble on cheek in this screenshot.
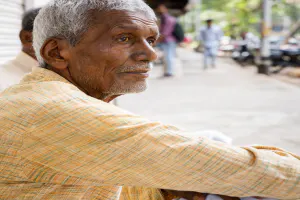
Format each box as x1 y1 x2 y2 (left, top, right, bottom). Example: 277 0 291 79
73 39 149 97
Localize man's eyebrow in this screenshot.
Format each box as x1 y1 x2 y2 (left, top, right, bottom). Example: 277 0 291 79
111 25 140 30
111 24 160 38
112 24 159 32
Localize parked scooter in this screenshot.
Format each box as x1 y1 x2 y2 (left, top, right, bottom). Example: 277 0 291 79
269 37 300 74
232 32 259 66
280 38 300 67
232 43 255 66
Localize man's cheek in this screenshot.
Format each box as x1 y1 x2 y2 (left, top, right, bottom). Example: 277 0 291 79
102 74 119 89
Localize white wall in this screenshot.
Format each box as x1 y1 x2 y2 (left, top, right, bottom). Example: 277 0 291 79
33 0 50 7
26 0 50 9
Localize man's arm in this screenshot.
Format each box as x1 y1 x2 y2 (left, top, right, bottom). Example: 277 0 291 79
198 29 204 42
21 94 300 199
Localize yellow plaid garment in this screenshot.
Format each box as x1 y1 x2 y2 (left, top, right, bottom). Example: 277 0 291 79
0 67 299 200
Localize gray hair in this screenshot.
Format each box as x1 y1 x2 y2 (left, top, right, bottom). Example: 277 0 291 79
33 0 157 67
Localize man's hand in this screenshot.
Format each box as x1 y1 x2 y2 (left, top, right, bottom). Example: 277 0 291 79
162 189 206 200
162 190 240 200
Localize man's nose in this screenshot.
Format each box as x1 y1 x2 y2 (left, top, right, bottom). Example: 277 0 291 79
132 39 158 62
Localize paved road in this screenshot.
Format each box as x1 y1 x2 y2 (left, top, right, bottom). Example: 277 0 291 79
118 48 300 154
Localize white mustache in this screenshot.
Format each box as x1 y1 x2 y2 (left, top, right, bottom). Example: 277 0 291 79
117 64 153 73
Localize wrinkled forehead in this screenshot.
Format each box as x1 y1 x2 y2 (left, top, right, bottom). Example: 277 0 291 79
91 10 158 29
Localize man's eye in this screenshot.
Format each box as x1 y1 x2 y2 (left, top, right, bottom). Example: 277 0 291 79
118 36 130 42
147 39 156 46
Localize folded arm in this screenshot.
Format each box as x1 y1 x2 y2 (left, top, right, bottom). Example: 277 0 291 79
21 96 300 199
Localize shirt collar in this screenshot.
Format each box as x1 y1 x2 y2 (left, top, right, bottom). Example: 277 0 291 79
21 67 73 86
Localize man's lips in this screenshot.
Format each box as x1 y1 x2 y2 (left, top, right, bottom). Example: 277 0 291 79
121 70 149 74
119 70 150 78
117 65 152 78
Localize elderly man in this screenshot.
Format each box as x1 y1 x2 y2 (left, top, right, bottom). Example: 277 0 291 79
0 8 40 91
0 0 299 200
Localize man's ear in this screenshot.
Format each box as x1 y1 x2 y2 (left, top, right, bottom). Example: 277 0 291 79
19 30 33 45
40 38 71 70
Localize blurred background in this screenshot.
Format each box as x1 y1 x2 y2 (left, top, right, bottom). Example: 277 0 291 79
0 0 299 153
0 0 48 64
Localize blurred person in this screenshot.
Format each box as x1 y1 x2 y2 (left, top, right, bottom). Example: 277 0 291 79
156 3 177 77
199 19 223 69
240 32 248 52
0 1 300 200
0 8 40 91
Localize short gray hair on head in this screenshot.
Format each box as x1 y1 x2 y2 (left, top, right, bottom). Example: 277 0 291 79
33 0 157 67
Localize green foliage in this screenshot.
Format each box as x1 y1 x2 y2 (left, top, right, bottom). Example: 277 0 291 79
273 1 300 22
201 0 261 37
181 0 299 38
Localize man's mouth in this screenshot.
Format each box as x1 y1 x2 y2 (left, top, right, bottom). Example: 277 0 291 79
119 70 150 78
117 66 151 78
122 70 149 74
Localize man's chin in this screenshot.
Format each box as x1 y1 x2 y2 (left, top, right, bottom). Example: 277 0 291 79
130 86 147 94
106 82 148 95
122 83 148 94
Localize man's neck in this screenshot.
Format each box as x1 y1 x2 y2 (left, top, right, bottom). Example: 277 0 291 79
50 67 120 103
102 95 120 103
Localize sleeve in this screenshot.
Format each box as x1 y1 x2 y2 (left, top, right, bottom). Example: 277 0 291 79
160 15 176 37
198 29 204 42
21 98 300 199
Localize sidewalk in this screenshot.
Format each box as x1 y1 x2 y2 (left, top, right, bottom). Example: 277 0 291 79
118 48 300 154
273 67 300 87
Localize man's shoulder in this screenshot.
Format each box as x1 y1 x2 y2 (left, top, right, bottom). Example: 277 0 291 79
0 81 84 120
0 80 109 111
0 66 80 103
212 25 222 32
170 14 176 21
1 78 71 100
164 13 176 23
0 80 131 127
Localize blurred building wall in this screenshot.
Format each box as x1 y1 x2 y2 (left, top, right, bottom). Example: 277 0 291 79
31 0 50 8
0 0 50 65
0 0 24 65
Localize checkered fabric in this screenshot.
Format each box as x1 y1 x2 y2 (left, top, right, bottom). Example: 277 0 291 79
0 68 299 200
